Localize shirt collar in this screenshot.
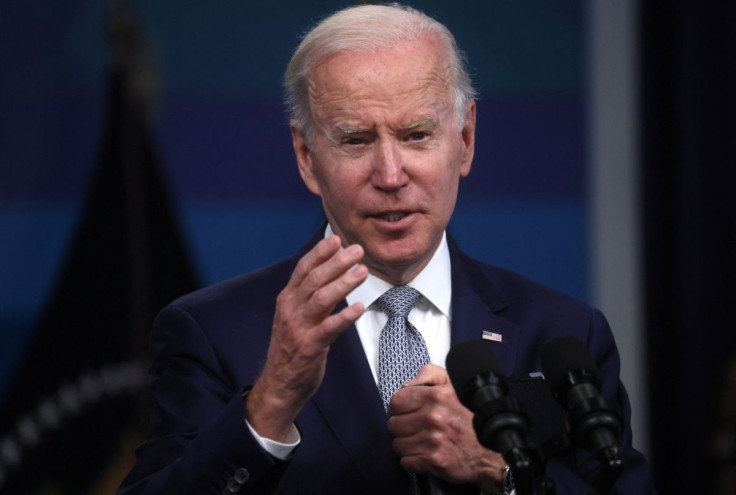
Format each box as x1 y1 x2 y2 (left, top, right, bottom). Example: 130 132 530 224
325 224 452 318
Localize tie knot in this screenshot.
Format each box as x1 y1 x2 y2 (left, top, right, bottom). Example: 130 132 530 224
377 285 422 319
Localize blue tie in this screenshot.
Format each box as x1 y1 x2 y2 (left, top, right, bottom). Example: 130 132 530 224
377 285 430 494
378 285 430 411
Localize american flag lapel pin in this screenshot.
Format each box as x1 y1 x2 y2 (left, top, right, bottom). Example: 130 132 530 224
481 330 503 343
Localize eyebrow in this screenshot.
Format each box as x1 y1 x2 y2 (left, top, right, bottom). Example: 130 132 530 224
403 117 438 131
332 117 439 137
334 125 367 136
327 125 371 146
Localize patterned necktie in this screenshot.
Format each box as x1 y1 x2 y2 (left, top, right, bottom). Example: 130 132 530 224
378 285 430 411
377 285 430 495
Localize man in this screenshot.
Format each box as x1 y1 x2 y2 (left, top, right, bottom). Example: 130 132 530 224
119 4 655 494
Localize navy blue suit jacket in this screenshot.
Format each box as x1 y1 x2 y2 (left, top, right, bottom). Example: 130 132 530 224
119 230 656 494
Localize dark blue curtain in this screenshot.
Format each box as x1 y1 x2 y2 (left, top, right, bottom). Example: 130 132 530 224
641 1 736 493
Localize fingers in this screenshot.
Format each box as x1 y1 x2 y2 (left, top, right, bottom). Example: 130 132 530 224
291 237 364 297
277 235 367 330
404 364 449 387
388 382 464 437
386 375 503 487
247 236 368 436
388 365 452 416
289 235 342 286
315 299 366 346
296 238 368 341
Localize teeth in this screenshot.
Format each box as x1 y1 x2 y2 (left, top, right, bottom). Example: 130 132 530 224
381 212 408 222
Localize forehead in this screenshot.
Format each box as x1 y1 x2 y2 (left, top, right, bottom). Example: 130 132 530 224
307 38 454 123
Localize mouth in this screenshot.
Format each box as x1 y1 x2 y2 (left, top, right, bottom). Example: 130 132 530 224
377 211 411 222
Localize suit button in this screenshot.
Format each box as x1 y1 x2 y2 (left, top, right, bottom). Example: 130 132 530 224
234 468 249 483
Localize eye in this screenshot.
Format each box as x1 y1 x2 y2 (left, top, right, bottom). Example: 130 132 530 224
346 137 364 146
408 131 428 141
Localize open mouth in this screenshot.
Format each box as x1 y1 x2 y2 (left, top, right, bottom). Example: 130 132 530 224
378 212 411 222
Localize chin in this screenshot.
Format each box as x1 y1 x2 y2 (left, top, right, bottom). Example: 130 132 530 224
367 245 428 275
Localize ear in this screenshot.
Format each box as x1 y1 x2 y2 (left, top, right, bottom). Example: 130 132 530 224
459 101 476 177
290 121 322 195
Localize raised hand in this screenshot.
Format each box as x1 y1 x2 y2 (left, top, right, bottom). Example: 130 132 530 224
245 236 368 441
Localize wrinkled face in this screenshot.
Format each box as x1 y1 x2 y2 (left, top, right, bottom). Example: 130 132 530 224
291 37 475 285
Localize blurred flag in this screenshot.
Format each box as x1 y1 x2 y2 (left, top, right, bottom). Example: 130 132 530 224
0 1 199 493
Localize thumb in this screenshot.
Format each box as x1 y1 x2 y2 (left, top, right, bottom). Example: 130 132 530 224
404 364 449 387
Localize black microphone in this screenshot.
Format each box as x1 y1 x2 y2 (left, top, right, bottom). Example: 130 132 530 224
447 340 535 495
540 337 623 492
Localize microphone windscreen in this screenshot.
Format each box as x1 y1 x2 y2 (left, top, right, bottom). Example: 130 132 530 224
540 336 599 393
446 340 504 405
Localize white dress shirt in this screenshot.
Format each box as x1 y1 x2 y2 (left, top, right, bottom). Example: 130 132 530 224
341 228 453 383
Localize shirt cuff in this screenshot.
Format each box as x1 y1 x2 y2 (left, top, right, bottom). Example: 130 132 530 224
245 419 300 461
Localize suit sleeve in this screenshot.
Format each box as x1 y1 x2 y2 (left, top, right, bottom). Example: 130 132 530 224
117 304 284 495
549 308 658 494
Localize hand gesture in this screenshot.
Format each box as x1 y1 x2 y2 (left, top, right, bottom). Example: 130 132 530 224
245 236 368 440
388 364 507 493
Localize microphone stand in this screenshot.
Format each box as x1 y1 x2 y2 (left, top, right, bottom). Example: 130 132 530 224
472 391 556 495
539 428 623 495
505 443 556 495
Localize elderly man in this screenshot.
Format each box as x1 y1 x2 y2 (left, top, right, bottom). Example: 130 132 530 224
119 4 655 495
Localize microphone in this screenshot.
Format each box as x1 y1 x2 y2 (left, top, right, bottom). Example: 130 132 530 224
540 337 623 491
447 340 535 495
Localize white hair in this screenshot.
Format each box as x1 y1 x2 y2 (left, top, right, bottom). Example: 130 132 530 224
284 3 477 144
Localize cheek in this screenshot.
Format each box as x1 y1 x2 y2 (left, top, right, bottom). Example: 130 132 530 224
425 168 462 220
316 168 364 209
424 164 461 198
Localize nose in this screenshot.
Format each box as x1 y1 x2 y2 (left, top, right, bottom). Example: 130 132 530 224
371 139 408 191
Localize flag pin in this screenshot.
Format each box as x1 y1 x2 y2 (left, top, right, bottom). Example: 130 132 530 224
481 330 503 343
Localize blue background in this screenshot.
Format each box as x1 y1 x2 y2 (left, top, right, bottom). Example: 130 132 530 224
0 1 586 400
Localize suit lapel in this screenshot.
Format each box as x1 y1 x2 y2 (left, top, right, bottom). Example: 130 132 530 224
311 305 407 493
448 237 521 375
